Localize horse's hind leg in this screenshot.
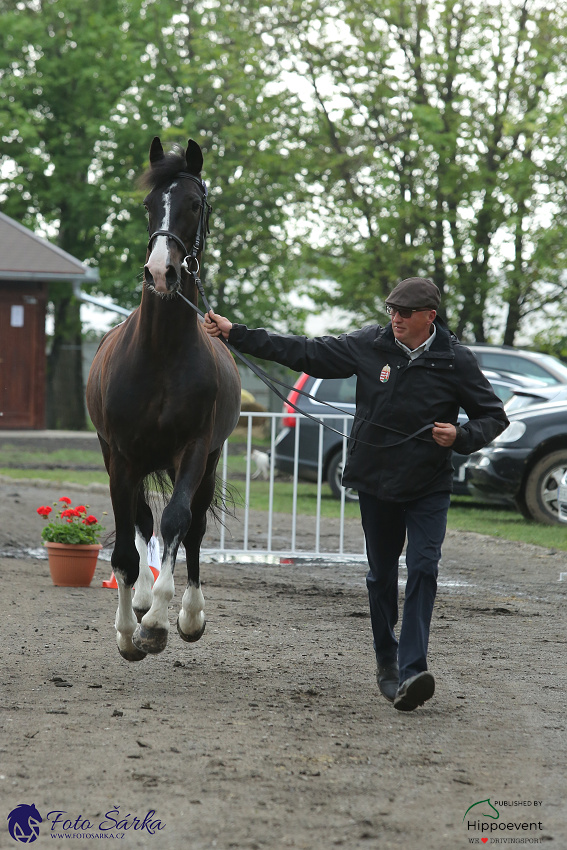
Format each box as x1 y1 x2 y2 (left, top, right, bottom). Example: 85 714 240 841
132 492 155 622
177 451 220 643
133 446 210 655
177 508 207 643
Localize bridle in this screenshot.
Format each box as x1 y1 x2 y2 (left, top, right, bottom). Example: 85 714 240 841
146 171 212 294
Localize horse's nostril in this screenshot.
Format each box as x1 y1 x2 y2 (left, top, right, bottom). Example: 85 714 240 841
144 267 154 286
165 266 179 287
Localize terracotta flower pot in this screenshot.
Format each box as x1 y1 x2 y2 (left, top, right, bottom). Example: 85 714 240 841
45 542 102 587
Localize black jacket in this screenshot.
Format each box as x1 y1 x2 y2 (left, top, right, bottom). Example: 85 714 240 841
229 319 509 501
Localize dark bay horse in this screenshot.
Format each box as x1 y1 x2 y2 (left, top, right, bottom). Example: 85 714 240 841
86 137 241 661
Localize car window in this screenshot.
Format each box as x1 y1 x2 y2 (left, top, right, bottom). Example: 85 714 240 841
474 352 558 384
315 376 356 404
489 381 517 403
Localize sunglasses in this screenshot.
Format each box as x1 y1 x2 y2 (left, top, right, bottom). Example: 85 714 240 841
385 305 430 319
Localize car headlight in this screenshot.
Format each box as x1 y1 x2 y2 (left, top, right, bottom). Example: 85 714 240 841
492 421 526 444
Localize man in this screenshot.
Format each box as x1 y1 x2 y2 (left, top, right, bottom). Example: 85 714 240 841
204 278 509 711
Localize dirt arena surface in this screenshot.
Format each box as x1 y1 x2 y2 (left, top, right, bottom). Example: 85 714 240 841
1 474 566 849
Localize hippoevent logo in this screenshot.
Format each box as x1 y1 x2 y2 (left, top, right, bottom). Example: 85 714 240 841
463 797 544 844
6 805 166 842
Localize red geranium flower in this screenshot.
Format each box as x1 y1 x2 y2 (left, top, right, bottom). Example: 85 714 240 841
37 496 104 544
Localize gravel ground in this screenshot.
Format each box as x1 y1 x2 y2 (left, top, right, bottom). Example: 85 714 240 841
0 461 566 849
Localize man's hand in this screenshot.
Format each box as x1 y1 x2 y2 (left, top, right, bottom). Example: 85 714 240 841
432 422 457 447
204 310 232 339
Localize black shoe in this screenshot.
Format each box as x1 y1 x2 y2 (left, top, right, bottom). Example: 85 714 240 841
393 671 435 712
376 662 399 703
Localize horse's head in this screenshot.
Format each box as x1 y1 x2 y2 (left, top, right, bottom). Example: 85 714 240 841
143 137 209 296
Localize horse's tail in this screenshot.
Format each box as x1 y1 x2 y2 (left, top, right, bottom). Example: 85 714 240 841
143 470 173 508
141 470 240 526
209 474 240 525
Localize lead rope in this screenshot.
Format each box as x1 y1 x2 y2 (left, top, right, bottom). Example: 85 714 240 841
177 291 436 450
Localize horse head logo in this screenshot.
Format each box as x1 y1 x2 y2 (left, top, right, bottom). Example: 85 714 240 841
463 798 500 822
7 804 42 843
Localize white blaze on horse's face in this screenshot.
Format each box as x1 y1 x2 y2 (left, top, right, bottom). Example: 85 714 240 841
145 183 177 295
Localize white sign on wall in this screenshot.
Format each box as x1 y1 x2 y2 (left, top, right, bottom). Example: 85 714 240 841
10 305 24 327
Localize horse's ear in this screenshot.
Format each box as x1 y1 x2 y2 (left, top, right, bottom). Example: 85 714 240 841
185 139 203 176
149 137 165 166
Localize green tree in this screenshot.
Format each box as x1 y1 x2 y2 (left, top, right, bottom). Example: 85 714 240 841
0 0 157 427
95 0 305 331
266 0 567 343
0 0 307 430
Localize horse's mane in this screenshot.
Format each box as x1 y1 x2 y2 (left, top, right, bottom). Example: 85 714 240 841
140 147 188 191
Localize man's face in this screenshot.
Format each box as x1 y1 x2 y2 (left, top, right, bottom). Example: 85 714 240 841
390 307 436 350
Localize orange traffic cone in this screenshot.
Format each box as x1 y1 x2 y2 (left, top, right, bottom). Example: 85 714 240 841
147 536 161 580
102 536 161 587
102 571 118 589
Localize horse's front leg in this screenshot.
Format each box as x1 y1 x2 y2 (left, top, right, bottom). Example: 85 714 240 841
109 470 148 662
115 574 146 662
132 444 209 655
177 449 221 643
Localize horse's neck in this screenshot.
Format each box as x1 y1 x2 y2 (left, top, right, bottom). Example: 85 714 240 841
137 283 201 351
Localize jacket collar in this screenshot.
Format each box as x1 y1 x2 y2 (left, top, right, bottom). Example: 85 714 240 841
373 317 454 358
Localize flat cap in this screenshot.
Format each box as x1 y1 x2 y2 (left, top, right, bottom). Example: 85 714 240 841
385 277 440 310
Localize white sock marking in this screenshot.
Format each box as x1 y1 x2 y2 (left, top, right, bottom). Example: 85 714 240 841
178 583 206 636
115 576 137 654
132 529 154 613
140 537 177 632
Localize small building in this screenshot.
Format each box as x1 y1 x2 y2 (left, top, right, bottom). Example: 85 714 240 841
0 211 98 429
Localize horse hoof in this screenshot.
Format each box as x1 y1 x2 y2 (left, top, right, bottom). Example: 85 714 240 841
118 645 147 662
133 607 150 624
116 631 148 662
176 617 206 643
132 624 169 654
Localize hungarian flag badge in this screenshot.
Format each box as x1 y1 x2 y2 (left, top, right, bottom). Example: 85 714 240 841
380 364 391 383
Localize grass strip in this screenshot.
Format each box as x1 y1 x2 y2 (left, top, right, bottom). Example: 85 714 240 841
3 467 567 551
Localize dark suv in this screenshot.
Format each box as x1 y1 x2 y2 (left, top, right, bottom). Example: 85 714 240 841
466 400 567 525
273 369 546 501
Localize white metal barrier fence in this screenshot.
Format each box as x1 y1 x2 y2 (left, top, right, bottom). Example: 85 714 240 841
201 411 367 563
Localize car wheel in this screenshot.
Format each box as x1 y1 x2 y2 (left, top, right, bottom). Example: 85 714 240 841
327 450 359 502
523 450 567 525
